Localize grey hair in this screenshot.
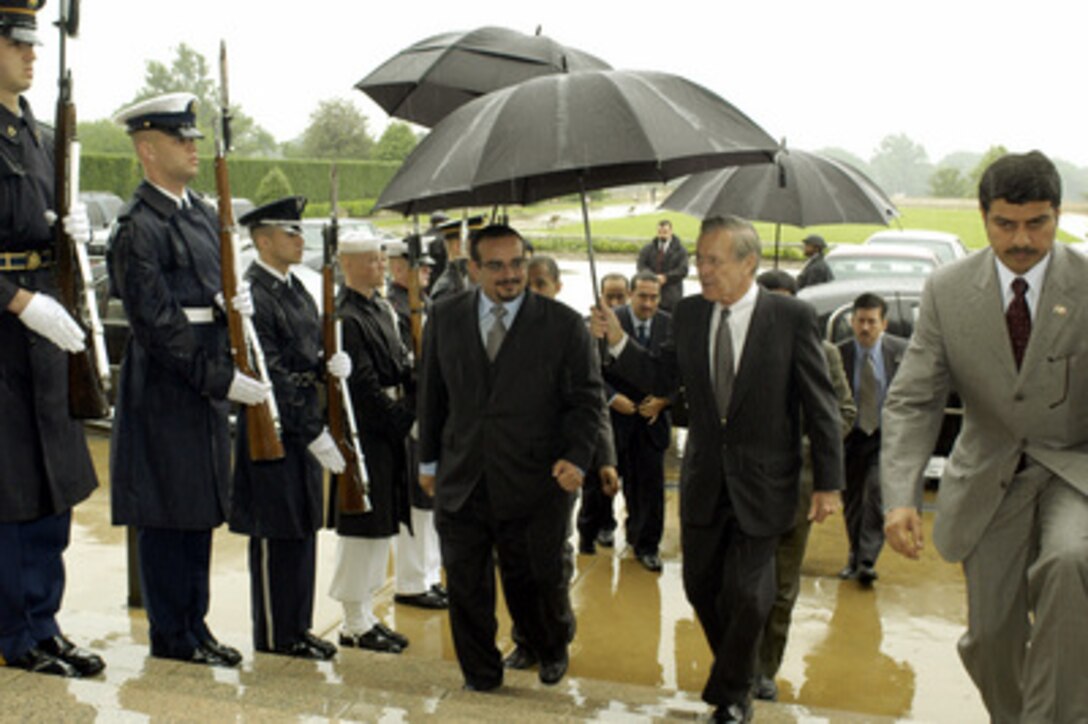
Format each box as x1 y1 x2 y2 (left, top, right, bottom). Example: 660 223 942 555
700 215 761 269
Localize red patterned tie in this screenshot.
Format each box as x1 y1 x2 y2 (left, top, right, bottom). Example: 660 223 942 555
1006 277 1031 369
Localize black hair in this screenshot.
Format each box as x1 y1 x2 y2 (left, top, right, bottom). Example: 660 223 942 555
978 150 1062 212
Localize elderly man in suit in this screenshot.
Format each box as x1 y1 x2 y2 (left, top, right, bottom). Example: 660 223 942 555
418 225 605 691
882 150 1088 722
837 293 908 586
592 215 843 723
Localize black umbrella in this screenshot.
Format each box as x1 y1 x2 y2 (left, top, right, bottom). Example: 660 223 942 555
373 69 778 300
356 26 610 128
661 147 899 265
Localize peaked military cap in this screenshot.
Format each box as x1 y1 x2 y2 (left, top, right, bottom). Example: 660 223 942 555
238 196 307 231
0 0 45 45
113 92 204 139
437 214 486 240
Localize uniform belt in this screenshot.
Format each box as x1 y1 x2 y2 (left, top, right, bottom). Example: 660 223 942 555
0 249 54 271
289 371 318 388
182 307 215 324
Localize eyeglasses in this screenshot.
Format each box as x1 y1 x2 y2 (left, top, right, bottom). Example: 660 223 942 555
480 257 527 273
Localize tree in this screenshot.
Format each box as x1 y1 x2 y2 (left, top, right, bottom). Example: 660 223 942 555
372 122 419 162
78 119 132 153
869 133 932 197
125 43 276 157
290 99 374 160
816 146 875 180
253 167 293 206
967 145 1009 195
928 166 969 198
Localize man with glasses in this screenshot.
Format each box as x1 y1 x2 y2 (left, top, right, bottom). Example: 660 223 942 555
418 225 606 691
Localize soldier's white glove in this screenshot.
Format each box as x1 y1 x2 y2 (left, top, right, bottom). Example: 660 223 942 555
327 351 352 379
18 293 86 352
227 371 271 406
214 281 254 318
61 202 93 244
308 428 346 473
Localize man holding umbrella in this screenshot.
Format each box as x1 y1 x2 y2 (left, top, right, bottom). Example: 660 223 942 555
796 234 833 289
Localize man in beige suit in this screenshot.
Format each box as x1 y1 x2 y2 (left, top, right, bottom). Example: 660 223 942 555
882 150 1088 723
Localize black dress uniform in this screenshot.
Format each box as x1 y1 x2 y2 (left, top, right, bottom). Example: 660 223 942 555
229 254 330 657
0 90 99 674
107 180 236 661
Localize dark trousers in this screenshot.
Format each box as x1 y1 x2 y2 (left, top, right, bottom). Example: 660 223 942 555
247 535 316 651
137 527 214 658
843 430 884 568
0 511 69 660
682 502 779 707
576 469 616 542
436 482 570 688
618 431 666 556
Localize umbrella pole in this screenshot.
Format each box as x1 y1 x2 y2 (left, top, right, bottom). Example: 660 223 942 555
578 179 600 307
774 223 781 269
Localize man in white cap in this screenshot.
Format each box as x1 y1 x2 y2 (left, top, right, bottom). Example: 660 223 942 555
0 0 104 678
327 229 413 653
107 92 269 667
229 195 350 660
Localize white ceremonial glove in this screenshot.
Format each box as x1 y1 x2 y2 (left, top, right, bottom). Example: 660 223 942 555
308 428 346 473
409 420 419 442
61 201 93 244
327 350 352 379
227 371 271 406
18 293 86 352
214 281 254 318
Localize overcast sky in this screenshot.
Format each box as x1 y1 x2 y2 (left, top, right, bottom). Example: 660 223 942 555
24 0 1088 167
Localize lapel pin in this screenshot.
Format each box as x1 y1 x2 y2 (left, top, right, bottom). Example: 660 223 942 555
1053 304 1068 316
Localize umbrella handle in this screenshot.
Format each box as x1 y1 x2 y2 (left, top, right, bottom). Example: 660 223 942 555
578 182 600 308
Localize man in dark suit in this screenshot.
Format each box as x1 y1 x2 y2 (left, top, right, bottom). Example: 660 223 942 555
636 219 689 312
607 271 672 572
837 293 907 585
418 225 605 691
592 215 843 723
796 234 833 289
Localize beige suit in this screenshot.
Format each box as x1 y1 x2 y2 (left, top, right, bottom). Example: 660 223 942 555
882 243 1088 723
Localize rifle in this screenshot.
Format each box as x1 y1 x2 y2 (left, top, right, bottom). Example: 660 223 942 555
323 166 370 514
53 0 110 420
215 40 284 461
404 233 424 360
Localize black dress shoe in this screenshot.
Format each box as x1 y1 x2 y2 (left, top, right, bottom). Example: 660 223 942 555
338 627 403 654
462 678 502 692
200 637 242 667
430 583 448 599
712 701 752 723
503 645 538 670
186 642 240 668
578 537 596 555
393 589 449 609
37 635 105 677
538 653 568 685
5 646 79 677
637 552 663 572
838 563 858 580
596 529 615 548
261 636 336 661
374 622 409 649
753 674 778 701
302 632 338 659
856 564 878 586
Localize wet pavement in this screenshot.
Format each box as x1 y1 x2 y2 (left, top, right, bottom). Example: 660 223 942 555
0 429 988 722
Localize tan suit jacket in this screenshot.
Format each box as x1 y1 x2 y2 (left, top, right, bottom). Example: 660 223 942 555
882 243 1088 562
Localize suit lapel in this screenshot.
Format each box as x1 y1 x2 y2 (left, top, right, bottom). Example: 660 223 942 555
1020 244 1076 375
967 250 1020 379
688 298 716 409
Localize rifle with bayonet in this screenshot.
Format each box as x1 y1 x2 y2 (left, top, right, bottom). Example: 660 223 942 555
403 232 424 360
214 40 284 461
323 166 370 514
53 0 110 419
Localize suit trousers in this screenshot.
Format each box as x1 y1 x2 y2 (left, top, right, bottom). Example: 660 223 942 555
958 462 1088 724
247 535 316 651
576 468 616 542
395 507 443 595
682 500 779 707
618 428 666 556
0 511 68 661
842 429 884 568
436 481 570 688
137 527 214 658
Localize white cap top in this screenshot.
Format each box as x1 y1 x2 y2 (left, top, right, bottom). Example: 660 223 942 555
339 227 384 255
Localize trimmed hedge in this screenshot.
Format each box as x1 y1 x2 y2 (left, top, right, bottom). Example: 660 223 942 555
80 153 400 207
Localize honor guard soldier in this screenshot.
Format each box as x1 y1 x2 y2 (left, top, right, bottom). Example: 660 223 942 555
383 240 447 610
229 196 348 660
429 214 485 301
108 92 270 667
328 230 413 653
0 0 104 678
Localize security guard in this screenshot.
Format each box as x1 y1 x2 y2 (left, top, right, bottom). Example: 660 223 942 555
230 196 348 660
0 0 103 678
108 92 269 667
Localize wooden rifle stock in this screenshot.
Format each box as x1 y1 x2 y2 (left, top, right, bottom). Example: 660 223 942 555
323 214 370 514
405 234 424 360
214 157 284 461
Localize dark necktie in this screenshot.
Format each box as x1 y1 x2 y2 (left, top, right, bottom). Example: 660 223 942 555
636 321 649 346
486 305 507 361
656 241 665 272
856 351 880 435
713 307 734 420
1006 277 1031 369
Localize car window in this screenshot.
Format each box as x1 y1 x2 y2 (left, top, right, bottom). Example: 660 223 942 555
868 237 952 263
825 257 936 279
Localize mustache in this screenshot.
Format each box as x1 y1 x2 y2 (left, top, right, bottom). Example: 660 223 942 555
1006 246 1039 256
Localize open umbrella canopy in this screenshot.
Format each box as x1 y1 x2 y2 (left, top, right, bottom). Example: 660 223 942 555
661 148 898 227
374 69 778 215
356 26 611 128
